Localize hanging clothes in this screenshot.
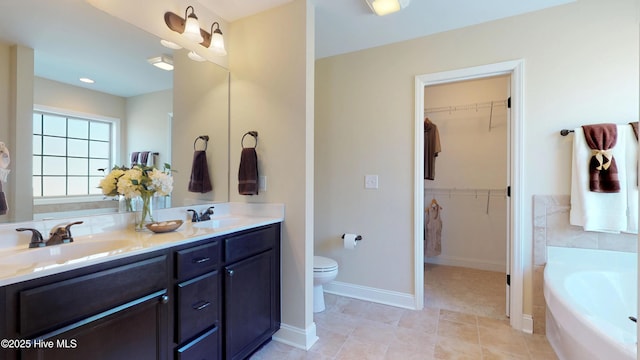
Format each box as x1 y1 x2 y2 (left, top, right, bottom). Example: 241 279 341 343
424 117 441 180
425 199 442 257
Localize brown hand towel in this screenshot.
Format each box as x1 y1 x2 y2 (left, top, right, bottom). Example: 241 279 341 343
0 181 7 216
140 151 150 166
238 147 259 195
188 150 212 193
582 123 620 193
130 151 140 166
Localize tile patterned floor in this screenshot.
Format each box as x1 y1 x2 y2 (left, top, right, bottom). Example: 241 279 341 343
251 265 558 360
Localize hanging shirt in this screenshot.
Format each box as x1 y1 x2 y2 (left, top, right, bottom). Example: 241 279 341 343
424 117 441 180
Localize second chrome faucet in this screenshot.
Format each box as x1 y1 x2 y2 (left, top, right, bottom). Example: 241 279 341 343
186 206 215 222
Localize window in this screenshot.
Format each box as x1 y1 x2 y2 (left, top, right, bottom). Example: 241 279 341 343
33 111 114 198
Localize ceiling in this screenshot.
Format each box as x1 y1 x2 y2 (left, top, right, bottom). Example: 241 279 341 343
0 0 574 98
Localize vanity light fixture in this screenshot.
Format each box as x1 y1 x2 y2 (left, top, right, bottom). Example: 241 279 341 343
187 51 206 62
365 0 410 16
164 7 228 57
182 6 204 42
160 39 182 50
147 55 174 71
207 22 227 56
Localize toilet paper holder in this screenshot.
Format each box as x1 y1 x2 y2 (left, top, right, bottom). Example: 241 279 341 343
341 234 362 241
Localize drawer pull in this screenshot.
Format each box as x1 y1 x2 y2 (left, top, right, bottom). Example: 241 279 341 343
192 257 211 264
193 301 211 311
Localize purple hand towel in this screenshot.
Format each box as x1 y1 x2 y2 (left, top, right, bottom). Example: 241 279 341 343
582 123 620 193
188 150 212 193
238 148 259 195
0 181 7 215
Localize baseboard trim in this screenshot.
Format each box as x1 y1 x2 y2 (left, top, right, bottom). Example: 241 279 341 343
323 281 417 310
425 256 505 272
272 322 318 350
521 313 534 334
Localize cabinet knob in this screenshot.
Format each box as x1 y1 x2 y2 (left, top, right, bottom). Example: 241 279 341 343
227 269 234 277
160 294 169 304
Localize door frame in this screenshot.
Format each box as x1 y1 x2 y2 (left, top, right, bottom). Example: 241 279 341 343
414 59 527 332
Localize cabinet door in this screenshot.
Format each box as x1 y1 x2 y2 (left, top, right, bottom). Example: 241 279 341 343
20 290 169 360
224 250 276 360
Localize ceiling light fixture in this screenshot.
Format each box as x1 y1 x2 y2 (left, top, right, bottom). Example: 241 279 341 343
365 0 410 16
79 77 95 84
164 7 228 57
147 55 174 71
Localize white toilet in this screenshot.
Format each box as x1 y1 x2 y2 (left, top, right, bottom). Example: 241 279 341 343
313 255 339 313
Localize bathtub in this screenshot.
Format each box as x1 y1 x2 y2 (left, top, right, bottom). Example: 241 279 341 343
544 246 637 360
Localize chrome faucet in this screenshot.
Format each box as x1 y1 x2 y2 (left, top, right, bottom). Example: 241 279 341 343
16 221 84 248
187 206 215 222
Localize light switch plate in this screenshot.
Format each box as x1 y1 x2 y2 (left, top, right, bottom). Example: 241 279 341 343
364 175 378 189
259 176 267 191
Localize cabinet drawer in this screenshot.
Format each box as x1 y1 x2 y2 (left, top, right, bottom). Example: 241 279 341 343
19 255 167 337
176 241 220 281
176 271 219 343
224 226 276 263
176 326 220 360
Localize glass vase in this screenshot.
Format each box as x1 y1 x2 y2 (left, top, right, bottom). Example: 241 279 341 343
133 193 154 231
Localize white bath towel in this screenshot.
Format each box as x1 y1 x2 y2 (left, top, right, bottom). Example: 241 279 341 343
570 125 629 233
625 125 638 234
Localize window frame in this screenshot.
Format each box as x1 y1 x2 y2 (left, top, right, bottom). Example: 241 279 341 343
32 105 121 204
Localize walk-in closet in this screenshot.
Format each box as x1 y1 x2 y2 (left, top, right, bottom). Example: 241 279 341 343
423 75 510 319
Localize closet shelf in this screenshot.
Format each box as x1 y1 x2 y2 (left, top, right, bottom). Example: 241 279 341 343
424 187 507 198
424 99 508 115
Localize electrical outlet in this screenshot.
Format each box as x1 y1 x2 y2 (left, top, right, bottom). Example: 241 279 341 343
364 175 378 189
259 176 267 191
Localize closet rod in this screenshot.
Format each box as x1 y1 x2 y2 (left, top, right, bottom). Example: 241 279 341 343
424 187 506 197
424 99 508 115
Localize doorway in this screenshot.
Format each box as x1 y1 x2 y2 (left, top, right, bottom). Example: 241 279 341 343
414 60 527 332
423 74 510 320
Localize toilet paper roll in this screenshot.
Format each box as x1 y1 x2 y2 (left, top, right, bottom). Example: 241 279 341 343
343 233 358 249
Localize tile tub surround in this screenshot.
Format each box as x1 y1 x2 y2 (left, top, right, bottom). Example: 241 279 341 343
532 195 637 334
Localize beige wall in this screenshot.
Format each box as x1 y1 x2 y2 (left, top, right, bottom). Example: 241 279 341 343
126 90 172 171
229 0 315 344
315 0 639 319
172 50 229 206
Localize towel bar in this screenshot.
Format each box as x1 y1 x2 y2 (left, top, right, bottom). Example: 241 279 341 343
194 135 209 151
341 234 362 241
241 131 258 148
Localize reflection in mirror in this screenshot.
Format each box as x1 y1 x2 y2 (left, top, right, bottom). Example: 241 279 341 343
0 0 229 223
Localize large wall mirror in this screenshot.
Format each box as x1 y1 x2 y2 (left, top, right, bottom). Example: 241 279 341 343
0 0 229 223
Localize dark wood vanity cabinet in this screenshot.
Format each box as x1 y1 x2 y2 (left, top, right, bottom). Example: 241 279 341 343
0 222 281 360
223 224 281 360
0 251 171 360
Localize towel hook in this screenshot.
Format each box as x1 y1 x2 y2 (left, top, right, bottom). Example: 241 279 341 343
194 135 209 151
241 131 258 148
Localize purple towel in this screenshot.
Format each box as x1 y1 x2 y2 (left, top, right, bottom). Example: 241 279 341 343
0 181 7 215
188 150 212 193
238 148 259 195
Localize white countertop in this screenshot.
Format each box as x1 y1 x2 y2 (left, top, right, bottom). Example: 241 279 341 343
0 203 284 287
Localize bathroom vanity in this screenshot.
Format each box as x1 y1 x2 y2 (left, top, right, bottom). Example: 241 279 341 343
0 206 282 360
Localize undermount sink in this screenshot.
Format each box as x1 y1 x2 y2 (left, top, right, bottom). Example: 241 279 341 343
0 239 137 268
192 217 244 229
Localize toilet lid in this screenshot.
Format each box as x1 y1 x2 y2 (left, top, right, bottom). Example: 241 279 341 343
314 256 338 271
